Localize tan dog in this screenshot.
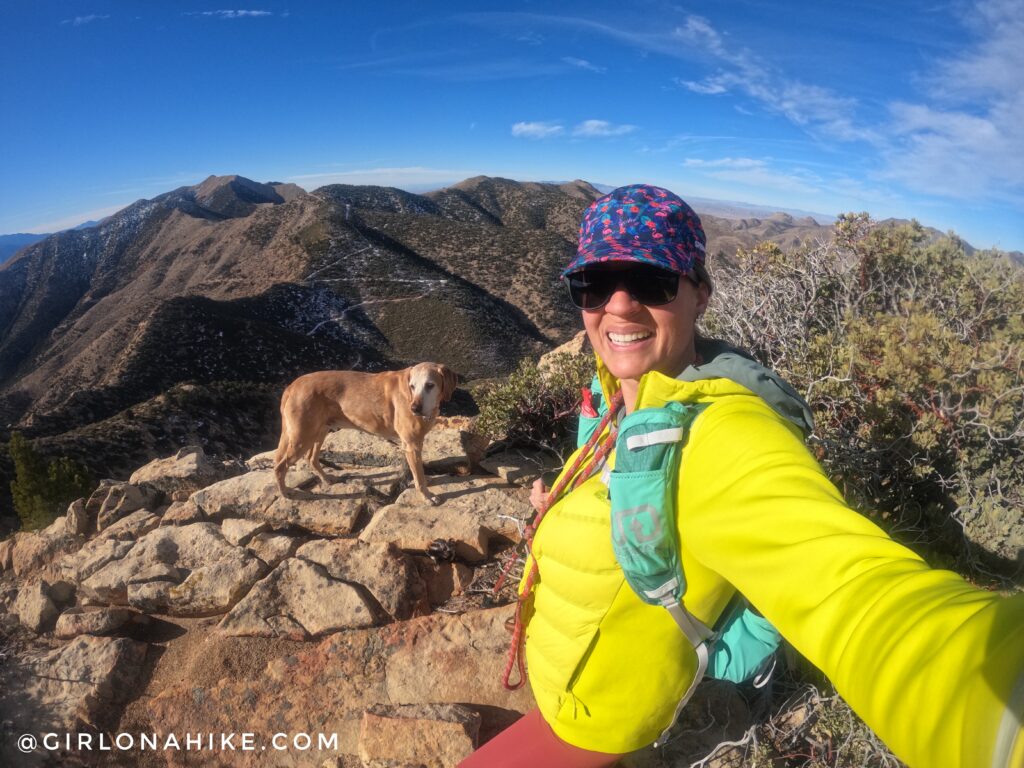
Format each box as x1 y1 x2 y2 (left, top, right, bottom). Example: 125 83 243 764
273 362 457 504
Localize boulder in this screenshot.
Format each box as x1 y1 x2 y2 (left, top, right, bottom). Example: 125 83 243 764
80 523 266 616
358 704 480 768
11 530 74 578
296 539 428 620
66 498 89 535
0 537 13 572
160 499 206 526
13 580 58 633
191 468 404 537
538 329 589 373
221 517 268 546
218 558 377 639
0 635 147 765
130 444 242 498
58 536 135 584
54 606 143 639
99 508 160 541
94 482 161 531
360 503 493 562
245 531 300 569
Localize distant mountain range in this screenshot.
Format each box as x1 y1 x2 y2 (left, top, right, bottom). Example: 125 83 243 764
0 221 99 265
0 174 1001 517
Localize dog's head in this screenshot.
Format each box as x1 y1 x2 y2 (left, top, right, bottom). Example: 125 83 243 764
408 363 458 418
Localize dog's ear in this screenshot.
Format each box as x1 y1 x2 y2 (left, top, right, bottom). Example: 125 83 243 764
439 365 458 401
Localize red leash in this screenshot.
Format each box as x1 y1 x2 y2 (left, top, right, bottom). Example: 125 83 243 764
497 390 624 690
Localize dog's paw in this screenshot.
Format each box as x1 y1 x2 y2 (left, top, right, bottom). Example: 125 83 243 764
424 493 441 507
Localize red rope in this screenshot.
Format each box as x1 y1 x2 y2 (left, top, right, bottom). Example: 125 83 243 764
499 390 624 690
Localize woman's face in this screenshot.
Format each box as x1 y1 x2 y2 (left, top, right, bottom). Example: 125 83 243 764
581 264 710 383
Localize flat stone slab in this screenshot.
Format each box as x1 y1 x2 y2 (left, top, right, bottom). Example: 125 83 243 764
218 558 377 639
54 606 144 639
296 539 427 620
359 704 480 768
80 523 266 617
191 468 405 537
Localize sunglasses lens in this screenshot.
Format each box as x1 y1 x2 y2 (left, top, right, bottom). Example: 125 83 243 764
626 266 679 305
567 265 680 309
567 271 614 309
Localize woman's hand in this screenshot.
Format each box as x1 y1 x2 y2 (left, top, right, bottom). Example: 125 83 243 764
530 478 548 513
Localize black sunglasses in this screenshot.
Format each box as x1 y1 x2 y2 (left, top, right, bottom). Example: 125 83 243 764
566 264 690 310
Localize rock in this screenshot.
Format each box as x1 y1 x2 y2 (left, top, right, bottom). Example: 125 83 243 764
360 475 528 559
318 421 489 473
246 531 300 568
360 503 493 562
13 581 58 633
100 508 161 540
413 556 475 607
80 523 267 616
296 539 428 620
479 447 561 486
66 498 89 535
160 499 206 526
11 530 74 578
94 482 161 531
219 558 377 639
221 517 268 546
358 704 480 768
0 635 147 765
130 444 241 498
42 515 66 537
138 627 389 763
191 468 404 537
0 537 13 572
538 330 589 372
384 606 533 711
53 606 143 639
58 536 135 583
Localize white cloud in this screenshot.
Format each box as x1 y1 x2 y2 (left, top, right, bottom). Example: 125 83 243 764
879 0 1024 202
562 56 606 74
187 10 274 19
678 79 727 95
511 121 564 139
573 119 637 137
684 157 762 169
25 203 131 234
61 14 110 26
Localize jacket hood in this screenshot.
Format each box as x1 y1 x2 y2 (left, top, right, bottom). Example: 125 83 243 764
594 336 814 436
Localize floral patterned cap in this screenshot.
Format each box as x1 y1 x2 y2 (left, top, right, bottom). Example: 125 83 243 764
562 184 707 277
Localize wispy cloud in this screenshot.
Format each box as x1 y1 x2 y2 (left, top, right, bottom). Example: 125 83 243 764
61 14 110 26
512 121 564 139
285 166 481 190
879 0 1024 202
186 10 274 19
684 156 820 195
562 56 606 74
573 119 636 137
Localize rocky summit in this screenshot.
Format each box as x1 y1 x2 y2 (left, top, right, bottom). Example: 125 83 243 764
0 400 760 767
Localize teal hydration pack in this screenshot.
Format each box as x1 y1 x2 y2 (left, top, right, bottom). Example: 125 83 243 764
577 340 814 745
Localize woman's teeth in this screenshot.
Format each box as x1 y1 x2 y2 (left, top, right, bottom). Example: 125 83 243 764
608 331 652 344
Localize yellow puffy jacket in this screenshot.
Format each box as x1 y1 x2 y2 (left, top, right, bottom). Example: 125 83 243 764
521 352 1024 767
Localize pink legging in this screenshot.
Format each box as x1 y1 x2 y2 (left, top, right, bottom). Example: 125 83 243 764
458 708 625 768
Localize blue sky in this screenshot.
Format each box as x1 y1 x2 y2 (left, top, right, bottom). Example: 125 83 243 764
1 0 1022 250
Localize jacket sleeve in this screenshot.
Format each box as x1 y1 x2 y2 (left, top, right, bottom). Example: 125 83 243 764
678 397 1024 768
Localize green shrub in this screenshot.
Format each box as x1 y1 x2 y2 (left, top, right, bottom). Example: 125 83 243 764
703 215 1024 581
8 431 93 531
475 351 594 453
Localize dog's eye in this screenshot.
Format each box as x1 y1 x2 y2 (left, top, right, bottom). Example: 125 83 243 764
425 383 434 390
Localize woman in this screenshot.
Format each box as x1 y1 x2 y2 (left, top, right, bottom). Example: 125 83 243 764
460 185 1024 768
